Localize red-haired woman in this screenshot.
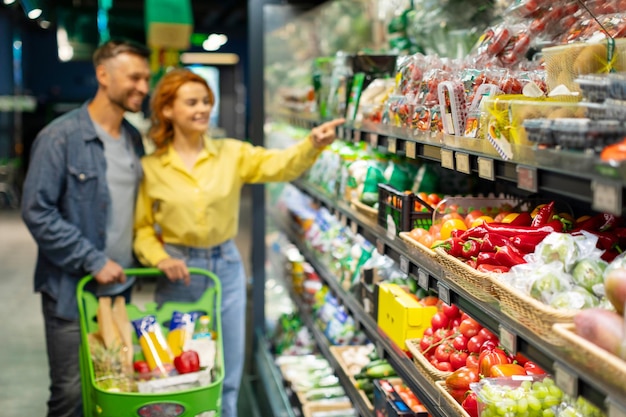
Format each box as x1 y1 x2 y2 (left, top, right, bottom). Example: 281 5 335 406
133 68 344 417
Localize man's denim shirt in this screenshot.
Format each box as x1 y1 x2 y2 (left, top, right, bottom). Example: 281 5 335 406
21 102 145 320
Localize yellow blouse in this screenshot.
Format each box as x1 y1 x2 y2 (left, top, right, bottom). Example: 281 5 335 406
133 135 320 266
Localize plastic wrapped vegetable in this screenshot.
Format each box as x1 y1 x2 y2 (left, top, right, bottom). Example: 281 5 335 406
571 258 607 292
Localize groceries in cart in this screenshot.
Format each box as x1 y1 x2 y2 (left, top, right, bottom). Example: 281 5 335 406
89 297 218 394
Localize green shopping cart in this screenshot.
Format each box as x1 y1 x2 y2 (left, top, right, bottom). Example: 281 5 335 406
77 267 224 417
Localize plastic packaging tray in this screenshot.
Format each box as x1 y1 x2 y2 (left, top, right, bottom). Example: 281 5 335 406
522 118 555 145
551 118 625 150
608 72 626 100
575 75 611 103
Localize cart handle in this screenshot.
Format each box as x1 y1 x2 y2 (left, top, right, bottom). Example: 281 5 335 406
76 267 222 308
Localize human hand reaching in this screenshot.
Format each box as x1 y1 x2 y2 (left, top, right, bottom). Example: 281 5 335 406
157 258 190 285
94 259 126 285
310 118 346 149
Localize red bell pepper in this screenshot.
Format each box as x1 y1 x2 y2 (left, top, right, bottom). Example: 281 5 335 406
601 249 621 263
531 202 555 227
459 225 489 240
494 245 527 267
174 350 201 374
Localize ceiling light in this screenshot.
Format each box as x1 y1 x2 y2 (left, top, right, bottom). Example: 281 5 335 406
202 34 228 52
20 0 42 19
4 0 17 5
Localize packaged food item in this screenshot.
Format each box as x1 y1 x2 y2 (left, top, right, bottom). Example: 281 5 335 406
132 315 174 374
167 311 201 357
551 118 625 150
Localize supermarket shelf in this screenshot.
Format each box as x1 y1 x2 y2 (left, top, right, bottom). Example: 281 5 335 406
254 332 299 417
291 179 626 414
277 214 456 417
273 113 626 216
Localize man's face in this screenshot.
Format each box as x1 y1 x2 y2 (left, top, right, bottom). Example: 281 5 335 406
99 52 151 113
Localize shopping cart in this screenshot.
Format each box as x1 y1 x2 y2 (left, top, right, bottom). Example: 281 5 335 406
77 267 224 417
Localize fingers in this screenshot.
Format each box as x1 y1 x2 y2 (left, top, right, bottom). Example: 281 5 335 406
323 118 346 129
311 118 346 149
157 258 190 285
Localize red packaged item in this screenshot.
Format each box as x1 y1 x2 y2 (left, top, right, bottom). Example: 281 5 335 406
487 25 512 56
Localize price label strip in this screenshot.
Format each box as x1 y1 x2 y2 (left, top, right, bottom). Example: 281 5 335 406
350 220 359 235
437 282 451 305
478 157 495 181
353 130 362 143
376 239 385 255
441 149 455 170
406 141 417 159
388 137 397 154
399 255 409 274
517 165 538 193
455 152 471 174
554 362 578 398
340 213 348 227
418 269 429 290
337 126 344 140
592 180 623 216
369 132 379 148
499 325 517 355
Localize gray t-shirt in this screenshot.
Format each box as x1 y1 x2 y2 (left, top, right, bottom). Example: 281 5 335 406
93 121 141 295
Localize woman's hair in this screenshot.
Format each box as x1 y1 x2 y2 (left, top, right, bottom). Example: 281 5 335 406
149 68 215 149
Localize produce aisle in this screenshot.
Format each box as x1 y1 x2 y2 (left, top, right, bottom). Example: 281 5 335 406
248 1 626 417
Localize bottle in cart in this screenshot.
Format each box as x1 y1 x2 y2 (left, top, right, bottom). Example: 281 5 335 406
193 315 214 340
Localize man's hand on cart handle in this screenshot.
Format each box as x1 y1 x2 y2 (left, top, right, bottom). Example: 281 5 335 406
94 259 126 285
157 258 191 285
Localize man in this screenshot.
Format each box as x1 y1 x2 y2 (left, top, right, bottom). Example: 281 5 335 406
21 39 151 417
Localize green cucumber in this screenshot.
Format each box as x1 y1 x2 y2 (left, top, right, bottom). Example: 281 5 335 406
359 358 388 374
365 363 397 379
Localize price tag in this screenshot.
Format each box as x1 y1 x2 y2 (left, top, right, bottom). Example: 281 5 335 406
517 165 538 192
441 149 455 170
437 282 451 305
388 137 397 154
607 397 626 417
554 362 578 398
592 180 623 215
340 213 348 227
337 126 344 140
399 255 409 274
375 341 385 359
406 141 417 159
369 132 379 148
353 130 362 143
343 128 351 141
478 157 495 181
418 269 429 290
499 326 517 354
350 220 359 235
455 152 471 174
376 239 385 255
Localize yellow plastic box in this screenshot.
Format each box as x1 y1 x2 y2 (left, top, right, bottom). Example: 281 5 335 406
377 283 437 351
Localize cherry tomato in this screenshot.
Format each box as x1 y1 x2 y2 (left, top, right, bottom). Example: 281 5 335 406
434 342 455 363
442 303 461 319
478 327 497 341
467 335 487 354
453 334 468 351
480 340 497 353
514 352 529 365
420 335 434 352
436 361 453 372
450 351 469 370
450 317 462 329
423 327 433 337
431 312 450 330
524 361 547 375
432 328 452 345
459 318 481 338
466 353 479 368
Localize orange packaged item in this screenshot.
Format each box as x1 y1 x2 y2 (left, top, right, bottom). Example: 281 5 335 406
132 315 173 375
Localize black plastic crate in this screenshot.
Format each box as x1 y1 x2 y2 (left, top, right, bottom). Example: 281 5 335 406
377 183 433 235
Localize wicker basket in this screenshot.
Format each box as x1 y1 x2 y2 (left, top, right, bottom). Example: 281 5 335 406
350 199 378 223
489 276 575 346
434 248 498 302
405 339 452 383
328 346 374 411
434 381 471 417
553 323 626 390
399 232 437 259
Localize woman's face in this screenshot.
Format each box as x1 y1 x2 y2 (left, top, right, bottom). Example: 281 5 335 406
165 81 213 135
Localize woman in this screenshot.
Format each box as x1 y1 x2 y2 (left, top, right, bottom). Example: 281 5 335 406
133 68 344 417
